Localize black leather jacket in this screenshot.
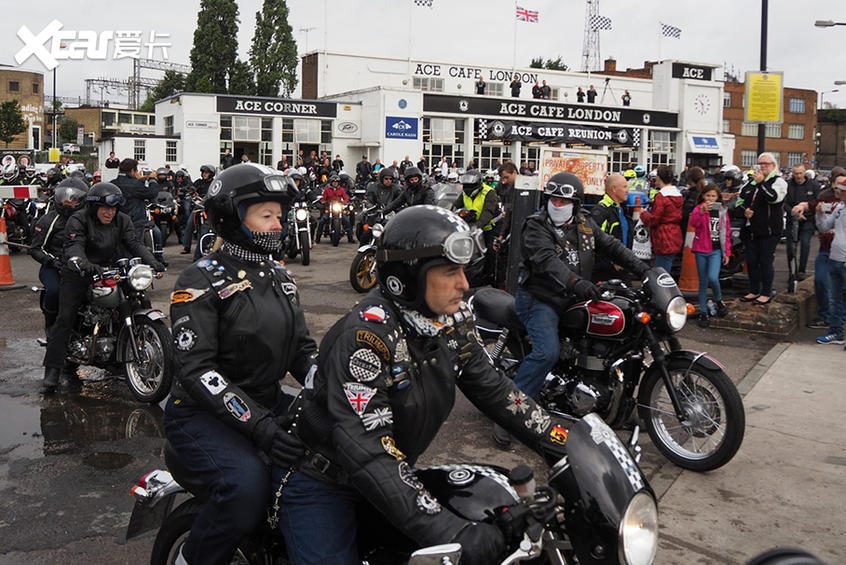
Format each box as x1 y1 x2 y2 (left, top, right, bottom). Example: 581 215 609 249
296 290 565 548
383 184 435 214
519 208 648 311
169 250 317 445
63 208 156 270
29 206 75 267
194 177 212 198
364 180 401 207
112 174 159 225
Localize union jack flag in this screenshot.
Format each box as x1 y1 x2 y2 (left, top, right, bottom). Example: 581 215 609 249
516 6 539 23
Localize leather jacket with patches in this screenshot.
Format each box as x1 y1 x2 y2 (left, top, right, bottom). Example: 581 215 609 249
295 289 566 548
519 208 648 311
169 249 317 444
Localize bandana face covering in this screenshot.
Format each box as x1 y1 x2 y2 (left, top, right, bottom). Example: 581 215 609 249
249 230 284 253
547 201 573 226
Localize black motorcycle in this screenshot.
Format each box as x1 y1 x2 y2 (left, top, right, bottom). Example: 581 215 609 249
188 196 215 259
149 191 179 243
1 197 32 249
285 200 312 266
36 257 175 403
319 199 350 247
349 209 391 293
470 267 745 472
126 413 658 565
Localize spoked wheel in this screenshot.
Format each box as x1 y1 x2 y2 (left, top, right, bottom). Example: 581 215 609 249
123 319 174 404
637 359 745 471
349 250 377 293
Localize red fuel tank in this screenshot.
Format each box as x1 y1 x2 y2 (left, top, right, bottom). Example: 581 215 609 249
563 300 626 337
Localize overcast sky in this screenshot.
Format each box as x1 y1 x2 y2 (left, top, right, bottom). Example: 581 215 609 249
4 0 845 108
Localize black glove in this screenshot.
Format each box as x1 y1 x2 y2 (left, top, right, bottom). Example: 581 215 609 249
255 417 305 468
451 522 506 565
47 258 62 270
571 278 601 301
150 260 166 272
85 262 104 278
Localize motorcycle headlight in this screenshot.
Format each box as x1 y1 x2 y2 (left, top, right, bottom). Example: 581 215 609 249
619 492 658 565
666 295 687 332
371 223 384 239
331 202 343 213
128 265 154 291
295 208 309 221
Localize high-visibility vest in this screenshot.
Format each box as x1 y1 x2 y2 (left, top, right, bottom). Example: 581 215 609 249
462 184 496 231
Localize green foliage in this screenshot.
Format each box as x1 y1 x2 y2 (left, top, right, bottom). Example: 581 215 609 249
529 56 568 71
249 0 299 97
228 59 255 95
0 100 27 147
59 118 79 143
141 70 187 111
51 99 63 111
529 57 544 69
186 0 240 92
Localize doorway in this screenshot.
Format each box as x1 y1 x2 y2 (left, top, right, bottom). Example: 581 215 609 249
234 142 259 164
297 143 319 168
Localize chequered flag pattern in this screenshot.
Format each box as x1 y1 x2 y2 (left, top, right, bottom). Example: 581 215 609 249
589 15 612 31
660 22 681 38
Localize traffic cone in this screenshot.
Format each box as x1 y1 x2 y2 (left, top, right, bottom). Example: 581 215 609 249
677 223 699 293
0 216 23 290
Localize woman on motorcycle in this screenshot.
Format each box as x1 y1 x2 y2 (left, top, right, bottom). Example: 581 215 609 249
163 163 316 565
41 183 164 393
279 205 565 565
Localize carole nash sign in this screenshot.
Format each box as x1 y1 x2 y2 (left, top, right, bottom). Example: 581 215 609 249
423 94 678 129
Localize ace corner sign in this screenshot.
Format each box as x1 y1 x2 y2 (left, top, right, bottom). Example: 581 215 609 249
385 116 418 139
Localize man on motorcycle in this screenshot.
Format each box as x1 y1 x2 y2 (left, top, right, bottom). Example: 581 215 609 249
156 167 173 191
41 183 164 393
29 178 89 344
384 166 435 213
315 174 353 243
365 167 401 208
181 165 215 254
279 205 565 565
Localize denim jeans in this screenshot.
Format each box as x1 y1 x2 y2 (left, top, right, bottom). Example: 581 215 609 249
279 471 362 565
654 253 675 273
814 251 833 324
786 219 816 273
826 260 846 338
745 235 779 295
694 249 723 313
134 225 163 259
38 265 61 325
513 289 560 399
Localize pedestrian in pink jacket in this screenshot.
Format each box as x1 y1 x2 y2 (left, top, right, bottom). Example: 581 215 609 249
689 184 731 327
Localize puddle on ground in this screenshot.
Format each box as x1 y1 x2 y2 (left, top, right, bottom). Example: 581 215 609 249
82 451 135 469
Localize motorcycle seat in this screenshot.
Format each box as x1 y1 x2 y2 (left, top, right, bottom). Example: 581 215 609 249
470 288 525 333
163 441 210 501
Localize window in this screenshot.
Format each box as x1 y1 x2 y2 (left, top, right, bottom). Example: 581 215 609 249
261 117 273 142
412 76 444 92
321 120 332 144
8 81 19 92
723 92 731 107
787 152 803 167
521 146 540 171
32 83 39 94
259 142 273 166
133 114 147 125
234 116 261 141
118 112 132 124
742 121 758 136
765 123 781 138
486 82 504 97
102 112 115 127
219 115 230 140
149 116 155 125
430 118 455 144
164 115 174 136
281 118 294 143
293 119 319 143
787 124 805 140
423 118 465 169
608 150 635 173
647 131 676 170
476 145 506 172
133 139 146 162
722 119 731 133
788 97 805 113
166 140 177 163
741 150 757 167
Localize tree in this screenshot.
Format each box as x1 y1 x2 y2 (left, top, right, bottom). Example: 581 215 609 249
529 57 544 69
186 0 240 93
59 118 79 143
140 70 187 111
0 100 27 147
529 56 568 71
228 59 254 95
250 0 299 97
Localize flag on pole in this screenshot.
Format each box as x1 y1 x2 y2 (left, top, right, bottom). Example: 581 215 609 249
660 22 682 38
589 15 612 31
413 0 433 7
516 6 539 23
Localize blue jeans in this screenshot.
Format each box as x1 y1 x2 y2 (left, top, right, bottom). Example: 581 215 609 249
694 249 723 313
513 289 560 399
654 253 675 273
826 260 846 338
279 471 362 564
745 235 779 295
163 398 275 565
135 225 163 260
38 265 61 318
787 219 816 273
815 251 833 324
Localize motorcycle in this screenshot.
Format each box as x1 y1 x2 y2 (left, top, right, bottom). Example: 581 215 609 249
149 191 179 243
285 200 312 266
320 199 349 247
1 197 32 249
349 210 390 293
469 267 745 472
189 196 215 259
126 413 658 565
35 257 175 403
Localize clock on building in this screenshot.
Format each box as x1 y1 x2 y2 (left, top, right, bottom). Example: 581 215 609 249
694 93 711 116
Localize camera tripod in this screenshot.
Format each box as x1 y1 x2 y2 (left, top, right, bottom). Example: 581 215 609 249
599 77 617 105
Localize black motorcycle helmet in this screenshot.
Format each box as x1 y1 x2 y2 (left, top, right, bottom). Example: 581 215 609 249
403 166 423 190
200 164 215 179
376 205 484 312
459 169 483 196
156 167 168 182
204 163 295 252
175 170 191 185
544 171 584 215
328 174 340 186
86 182 125 213
46 167 62 184
378 168 395 185
289 171 303 184
84 172 94 185
53 178 89 212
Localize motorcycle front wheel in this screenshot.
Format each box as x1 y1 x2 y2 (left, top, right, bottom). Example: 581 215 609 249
198 230 216 256
349 250 377 293
123 318 174 404
330 218 341 247
637 359 745 471
300 234 311 266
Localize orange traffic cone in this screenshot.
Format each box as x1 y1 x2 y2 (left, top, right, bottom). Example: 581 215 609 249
677 223 699 293
0 216 23 290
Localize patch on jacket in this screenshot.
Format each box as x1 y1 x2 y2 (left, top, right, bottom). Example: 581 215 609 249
174 327 197 351
356 330 390 362
525 406 551 434
381 435 406 461
218 279 252 299
549 424 568 445
349 348 382 382
416 490 442 514
361 406 393 431
223 392 250 422
343 382 377 415
171 288 209 304
359 304 388 323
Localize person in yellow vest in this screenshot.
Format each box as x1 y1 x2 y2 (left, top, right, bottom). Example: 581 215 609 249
591 173 632 282
453 169 501 282
627 165 648 194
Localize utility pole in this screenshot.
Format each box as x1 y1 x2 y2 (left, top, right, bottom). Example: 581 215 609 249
581 0 601 72
757 0 768 155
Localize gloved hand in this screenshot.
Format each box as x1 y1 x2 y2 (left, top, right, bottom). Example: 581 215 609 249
451 522 506 565
571 278 601 301
150 260 166 272
255 417 306 468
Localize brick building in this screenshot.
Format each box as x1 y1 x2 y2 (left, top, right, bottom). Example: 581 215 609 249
817 108 846 171
59 106 156 147
0 65 45 149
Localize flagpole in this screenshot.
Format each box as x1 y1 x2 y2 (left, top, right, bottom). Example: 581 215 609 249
408 1 413 79
512 1 518 71
658 22 662 62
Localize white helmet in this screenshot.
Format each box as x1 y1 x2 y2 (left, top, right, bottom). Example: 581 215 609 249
447 171 459 182
805 169 816 180
720 164 740 175
298 166 307 176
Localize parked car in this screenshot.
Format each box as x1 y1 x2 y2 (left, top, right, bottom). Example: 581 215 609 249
61 143 80 154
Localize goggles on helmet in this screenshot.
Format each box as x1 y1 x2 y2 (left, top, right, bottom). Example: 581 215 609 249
89 193 125 207
377 228 486 265
545 180 578 199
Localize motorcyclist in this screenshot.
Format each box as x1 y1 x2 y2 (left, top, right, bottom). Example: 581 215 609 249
45 167 63 188
181 165 215 254
23 164 40 185
355 155 372 186
315 174 353 243
628 165 649 193
384 166 434 213
163 163 316 565
29 178 89 344
365 167 401 208
156 167 173 191
93 170 102 184
41 183 164 393
111 159 164 264
447 171 459 184
278 205 566 565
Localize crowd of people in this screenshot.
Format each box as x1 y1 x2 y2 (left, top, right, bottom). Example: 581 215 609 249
470 74 633 106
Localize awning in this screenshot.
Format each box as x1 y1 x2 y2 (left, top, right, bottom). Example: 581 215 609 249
687 134 721 154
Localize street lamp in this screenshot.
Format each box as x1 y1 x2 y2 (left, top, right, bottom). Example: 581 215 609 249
814 20 846 27
820 88 839 109
835 80 846 86
299 27 316 54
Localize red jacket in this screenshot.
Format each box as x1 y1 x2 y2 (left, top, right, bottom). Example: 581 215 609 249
640 186 683 255
321 186 349 203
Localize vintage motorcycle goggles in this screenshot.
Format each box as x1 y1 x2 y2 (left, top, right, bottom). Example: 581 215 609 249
545 180 578 199
377 229 486 265
88 193 126 207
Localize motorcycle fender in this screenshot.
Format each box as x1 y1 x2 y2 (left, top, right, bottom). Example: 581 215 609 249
124 492 177 541
134 308 168 323
115 310 167 362
653 349 724 372
357 244 375 253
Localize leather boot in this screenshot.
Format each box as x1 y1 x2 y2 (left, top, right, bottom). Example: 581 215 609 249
42 367 60 394
492 423 511 448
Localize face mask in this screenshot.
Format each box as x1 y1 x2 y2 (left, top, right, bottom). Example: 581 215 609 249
547 201 573 225
249 230 284 253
